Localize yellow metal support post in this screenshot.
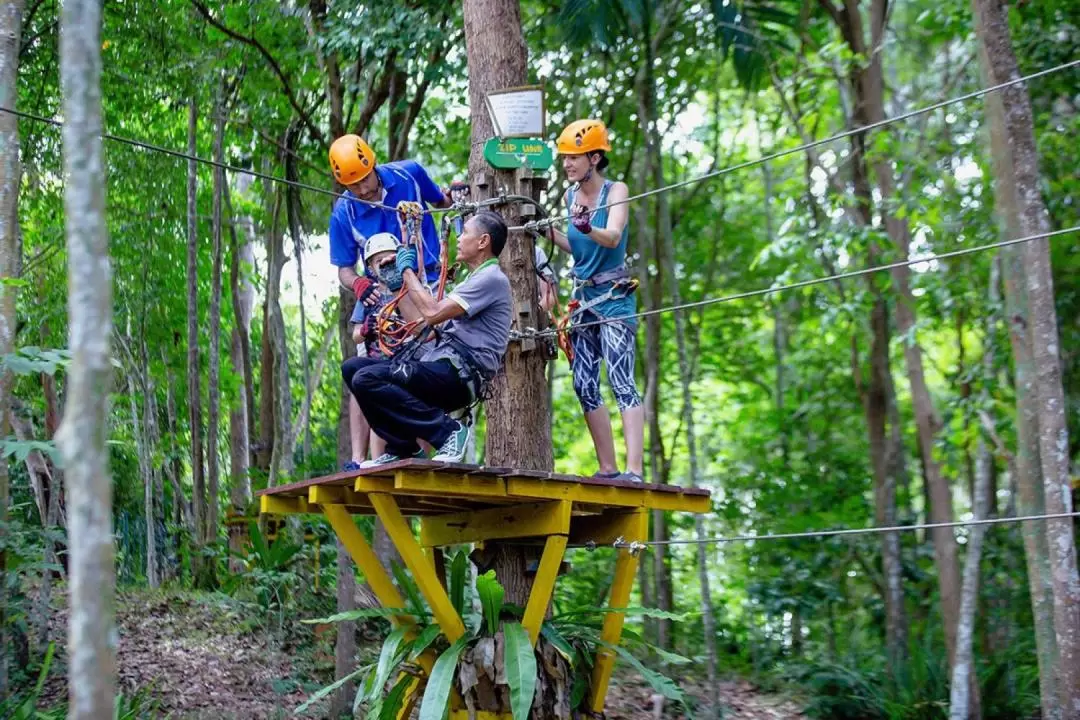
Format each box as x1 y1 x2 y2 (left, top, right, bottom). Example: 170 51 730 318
369 493 467 642
521 533 568 646
322 503 412 626
587 508 647 714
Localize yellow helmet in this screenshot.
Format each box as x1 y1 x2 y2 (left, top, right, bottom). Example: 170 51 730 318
329 134 376 185
556 119 611 155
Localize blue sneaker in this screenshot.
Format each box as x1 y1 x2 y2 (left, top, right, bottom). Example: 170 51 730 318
342 460 363 472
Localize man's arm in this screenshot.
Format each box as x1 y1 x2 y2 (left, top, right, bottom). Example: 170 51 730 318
338 265 361 291
578 181 629 249
402 268 465 326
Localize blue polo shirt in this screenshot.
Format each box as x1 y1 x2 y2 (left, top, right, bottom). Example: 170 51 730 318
328 160 445 277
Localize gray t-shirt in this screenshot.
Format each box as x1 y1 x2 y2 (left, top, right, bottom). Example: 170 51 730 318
422 261 511 376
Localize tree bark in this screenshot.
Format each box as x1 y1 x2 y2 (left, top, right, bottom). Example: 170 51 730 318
265 179 292 486
226 175 253 570
284 123 312 473
332 288 357 715
949 258 998 720
825 0 962 696
57 0 116 712
207 83 225 563
0 0 24 695
186 97 206 566
462 0 562 714
636 52 672 653
463 0 550 479
973 0 1080 709
981 65 1061 720
648 30 718 707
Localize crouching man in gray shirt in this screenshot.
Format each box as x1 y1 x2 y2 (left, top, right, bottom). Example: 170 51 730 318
341 211 512 466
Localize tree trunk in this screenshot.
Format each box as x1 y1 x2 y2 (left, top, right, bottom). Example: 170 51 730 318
206 83 225 565
57 0 116 712
979 46 1060 718
332 289 357 715
125 317 157 588
463 0 550 478
949 259 999 720
265 180 292 487
187 97 207 569
828 0 965 698
973 0 1080 708
0 0 23 695
226 175 253 569
462 0 562 713
648 46 717 709
141 335 161 589
284 123 312 474
636 62 672 653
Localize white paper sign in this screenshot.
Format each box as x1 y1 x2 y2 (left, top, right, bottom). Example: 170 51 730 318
485 86 545 138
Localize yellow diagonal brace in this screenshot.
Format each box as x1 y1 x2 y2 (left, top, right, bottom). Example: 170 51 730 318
322 503 413 627
522 532 568 646
588 508 647 714
370 493 467 642
419 500 572 547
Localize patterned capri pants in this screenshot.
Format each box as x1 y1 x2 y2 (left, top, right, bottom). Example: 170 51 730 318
570 316 643 413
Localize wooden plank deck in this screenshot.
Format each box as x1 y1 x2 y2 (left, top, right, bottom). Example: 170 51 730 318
256 459 710 517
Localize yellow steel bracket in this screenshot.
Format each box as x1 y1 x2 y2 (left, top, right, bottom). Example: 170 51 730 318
588 508 648 714
370 492 467 642
321 502 433 720
522 532 568 646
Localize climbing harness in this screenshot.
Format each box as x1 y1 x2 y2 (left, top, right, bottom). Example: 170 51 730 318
373 201 429 357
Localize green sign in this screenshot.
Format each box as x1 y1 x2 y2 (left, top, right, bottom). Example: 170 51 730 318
483 137 554 170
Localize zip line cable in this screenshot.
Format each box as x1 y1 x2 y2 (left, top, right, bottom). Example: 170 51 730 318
509 57 1080 231
520 224 1079 339
608 511 1080 551
0 104 461 216
2 59 1075 228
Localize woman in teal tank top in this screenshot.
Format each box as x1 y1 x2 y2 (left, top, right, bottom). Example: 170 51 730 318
547 119 645 483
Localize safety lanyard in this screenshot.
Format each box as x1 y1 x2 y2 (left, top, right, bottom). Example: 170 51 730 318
457 257 499 285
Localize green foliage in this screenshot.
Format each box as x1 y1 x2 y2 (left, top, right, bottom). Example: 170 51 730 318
503 622 538 720
475 570 505 636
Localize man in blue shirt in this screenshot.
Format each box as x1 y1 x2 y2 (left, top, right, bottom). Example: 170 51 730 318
328 134 452 469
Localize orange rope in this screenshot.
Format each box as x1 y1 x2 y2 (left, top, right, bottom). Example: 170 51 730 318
373 202 454 357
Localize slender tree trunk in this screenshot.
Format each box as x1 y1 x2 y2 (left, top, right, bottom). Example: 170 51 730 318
126 317 157 587
57 0 116 712
636 48 672 652
265 180 292 486
980 57 1060 719
206 84 225 566
650 60 717 709
226 178 253 570
832 0 966 699
141 338 160 589
973 0 1080 708
332 286 357 716
0 0 24 695
949 259 999 719
187 98 206 568
284 123 312 474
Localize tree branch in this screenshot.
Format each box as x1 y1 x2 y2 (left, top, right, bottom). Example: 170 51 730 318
351 51 398 137
189 0 326 146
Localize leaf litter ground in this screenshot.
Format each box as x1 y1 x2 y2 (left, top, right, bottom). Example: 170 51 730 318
38 588 805 718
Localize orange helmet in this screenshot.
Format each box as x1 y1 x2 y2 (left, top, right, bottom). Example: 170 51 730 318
329 134 376 185
556 119 611 155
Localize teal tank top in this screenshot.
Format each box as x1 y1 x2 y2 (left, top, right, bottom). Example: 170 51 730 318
566 180 636 329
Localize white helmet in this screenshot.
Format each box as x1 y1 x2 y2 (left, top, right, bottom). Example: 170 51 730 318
364 232 399 262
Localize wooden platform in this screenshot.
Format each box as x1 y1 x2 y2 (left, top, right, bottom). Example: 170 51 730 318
258 459 710 716
257 459 710 543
